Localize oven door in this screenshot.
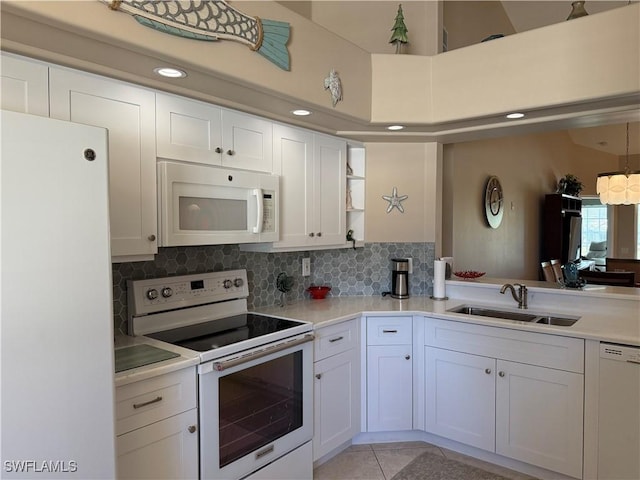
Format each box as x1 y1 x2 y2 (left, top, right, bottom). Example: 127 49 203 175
198 333 314 480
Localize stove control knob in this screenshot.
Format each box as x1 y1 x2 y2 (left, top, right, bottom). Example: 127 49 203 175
234 278 244 288
146 289 159 300
223 279 233 289
161 287 173 298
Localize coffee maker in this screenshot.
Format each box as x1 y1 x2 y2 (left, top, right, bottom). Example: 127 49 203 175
390 258 410 299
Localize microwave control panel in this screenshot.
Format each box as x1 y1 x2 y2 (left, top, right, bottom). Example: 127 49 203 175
263 192 275 233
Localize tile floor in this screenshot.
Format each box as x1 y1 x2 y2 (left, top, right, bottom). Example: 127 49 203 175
313 441 538 480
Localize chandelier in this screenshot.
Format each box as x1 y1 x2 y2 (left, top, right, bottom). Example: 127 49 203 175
596 122 640 205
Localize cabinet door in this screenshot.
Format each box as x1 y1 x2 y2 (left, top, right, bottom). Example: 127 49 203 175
0 53 49 116
313 134 346 246
495 360 583 479
367 345 412 432
156 93 222 164
49 68 157 259
221 109 272 172
425 347 495 451
273 124 314 247
116 409 198 480
313 349 360 460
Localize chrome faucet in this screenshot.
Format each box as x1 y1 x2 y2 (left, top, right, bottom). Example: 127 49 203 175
500 283 528 309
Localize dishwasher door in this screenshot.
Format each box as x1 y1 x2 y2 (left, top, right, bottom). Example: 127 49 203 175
598 343 640 480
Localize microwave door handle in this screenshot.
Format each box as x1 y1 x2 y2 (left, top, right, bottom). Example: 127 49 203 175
252 188 263 233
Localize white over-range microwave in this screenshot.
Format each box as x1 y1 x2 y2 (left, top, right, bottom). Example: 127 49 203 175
157 160 279 246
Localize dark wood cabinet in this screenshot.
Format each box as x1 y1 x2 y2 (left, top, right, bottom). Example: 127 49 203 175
541 194 582 266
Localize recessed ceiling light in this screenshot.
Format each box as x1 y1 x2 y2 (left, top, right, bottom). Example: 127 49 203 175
387 125 405 131
291 109 311 116
506 112 525 119
153 67 187 78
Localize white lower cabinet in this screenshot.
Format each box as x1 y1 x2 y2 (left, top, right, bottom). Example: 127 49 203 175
313 319 360 461
116 409 198 480
425 347 495 451
115 367 198 479
366 316 413 432
424 317 584 479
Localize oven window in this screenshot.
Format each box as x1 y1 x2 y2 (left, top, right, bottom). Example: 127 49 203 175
218 351 303 467
179 196 247 231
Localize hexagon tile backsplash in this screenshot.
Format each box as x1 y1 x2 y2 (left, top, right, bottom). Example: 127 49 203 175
112 242 435 332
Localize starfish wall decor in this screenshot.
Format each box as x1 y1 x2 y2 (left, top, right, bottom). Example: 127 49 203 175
382 187 408 213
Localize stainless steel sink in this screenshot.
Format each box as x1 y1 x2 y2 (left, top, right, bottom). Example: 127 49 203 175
449 306 539 322
447 305 579 326
535 316 579 327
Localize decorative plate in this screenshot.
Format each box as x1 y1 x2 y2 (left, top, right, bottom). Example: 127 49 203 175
453 270 486 280
484 176 504 229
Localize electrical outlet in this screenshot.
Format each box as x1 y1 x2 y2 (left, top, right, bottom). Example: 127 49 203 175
407 258 413 274
302 257 311 277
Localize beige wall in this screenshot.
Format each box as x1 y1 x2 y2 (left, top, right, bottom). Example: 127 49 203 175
443 1 515 50
365 142 440 243
309 1 441 55
442 131 618 280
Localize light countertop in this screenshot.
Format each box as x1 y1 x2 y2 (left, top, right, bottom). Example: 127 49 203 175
114 334 199 387
114 279 640 385
254 281 640 346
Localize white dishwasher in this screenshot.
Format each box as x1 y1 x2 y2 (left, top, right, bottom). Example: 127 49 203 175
598 343 640 480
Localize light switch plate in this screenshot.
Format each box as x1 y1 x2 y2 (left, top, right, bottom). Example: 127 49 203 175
302 257 311 277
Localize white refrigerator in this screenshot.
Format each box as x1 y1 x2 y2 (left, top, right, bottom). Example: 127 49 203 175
1 110 116 478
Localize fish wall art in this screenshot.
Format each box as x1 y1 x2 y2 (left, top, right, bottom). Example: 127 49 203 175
102 1 291 70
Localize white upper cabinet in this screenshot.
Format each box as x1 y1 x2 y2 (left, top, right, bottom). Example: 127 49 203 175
49 68 158 261
242 125 347 252
156 93 222 164
156 93 272 173
313 133 347 246
221 109 273 172
0 53 49 116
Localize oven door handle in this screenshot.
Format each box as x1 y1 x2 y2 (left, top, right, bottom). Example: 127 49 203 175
211 333 315 372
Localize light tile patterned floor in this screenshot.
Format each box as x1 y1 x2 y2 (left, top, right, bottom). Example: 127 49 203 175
313 441 538 480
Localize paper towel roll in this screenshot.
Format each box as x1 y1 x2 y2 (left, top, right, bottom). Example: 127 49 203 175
433 260 447 299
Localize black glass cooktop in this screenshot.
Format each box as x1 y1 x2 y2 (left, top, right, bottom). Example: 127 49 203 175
146 313 304 352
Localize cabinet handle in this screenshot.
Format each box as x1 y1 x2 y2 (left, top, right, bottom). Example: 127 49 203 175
498 371 505 377
315 374 322 379
485 368 492 374
132 396 162 409
405 355 411 360
382 329 398 334
329 336 344 343
317 232 322 237
188 425 197 434
226 149 235 156
309 232 315 237
147 234 156 242
215 147 222 153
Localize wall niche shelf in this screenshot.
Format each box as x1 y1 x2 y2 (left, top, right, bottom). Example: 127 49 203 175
346 144 365 248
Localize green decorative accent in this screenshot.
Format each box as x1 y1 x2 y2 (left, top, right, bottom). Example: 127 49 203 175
134 16 215 41
389 4 409 54
257 19 291 71
557 174 583 196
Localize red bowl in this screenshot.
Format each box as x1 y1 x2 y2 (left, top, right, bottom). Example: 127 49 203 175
307 286 331 299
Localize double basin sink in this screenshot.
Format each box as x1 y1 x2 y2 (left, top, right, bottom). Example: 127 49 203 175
448 305 579 327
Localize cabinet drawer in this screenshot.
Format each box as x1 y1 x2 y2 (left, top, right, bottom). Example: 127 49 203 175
115 367 196 436
367 316 412 345
424 317 584 373
314 319 358 361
